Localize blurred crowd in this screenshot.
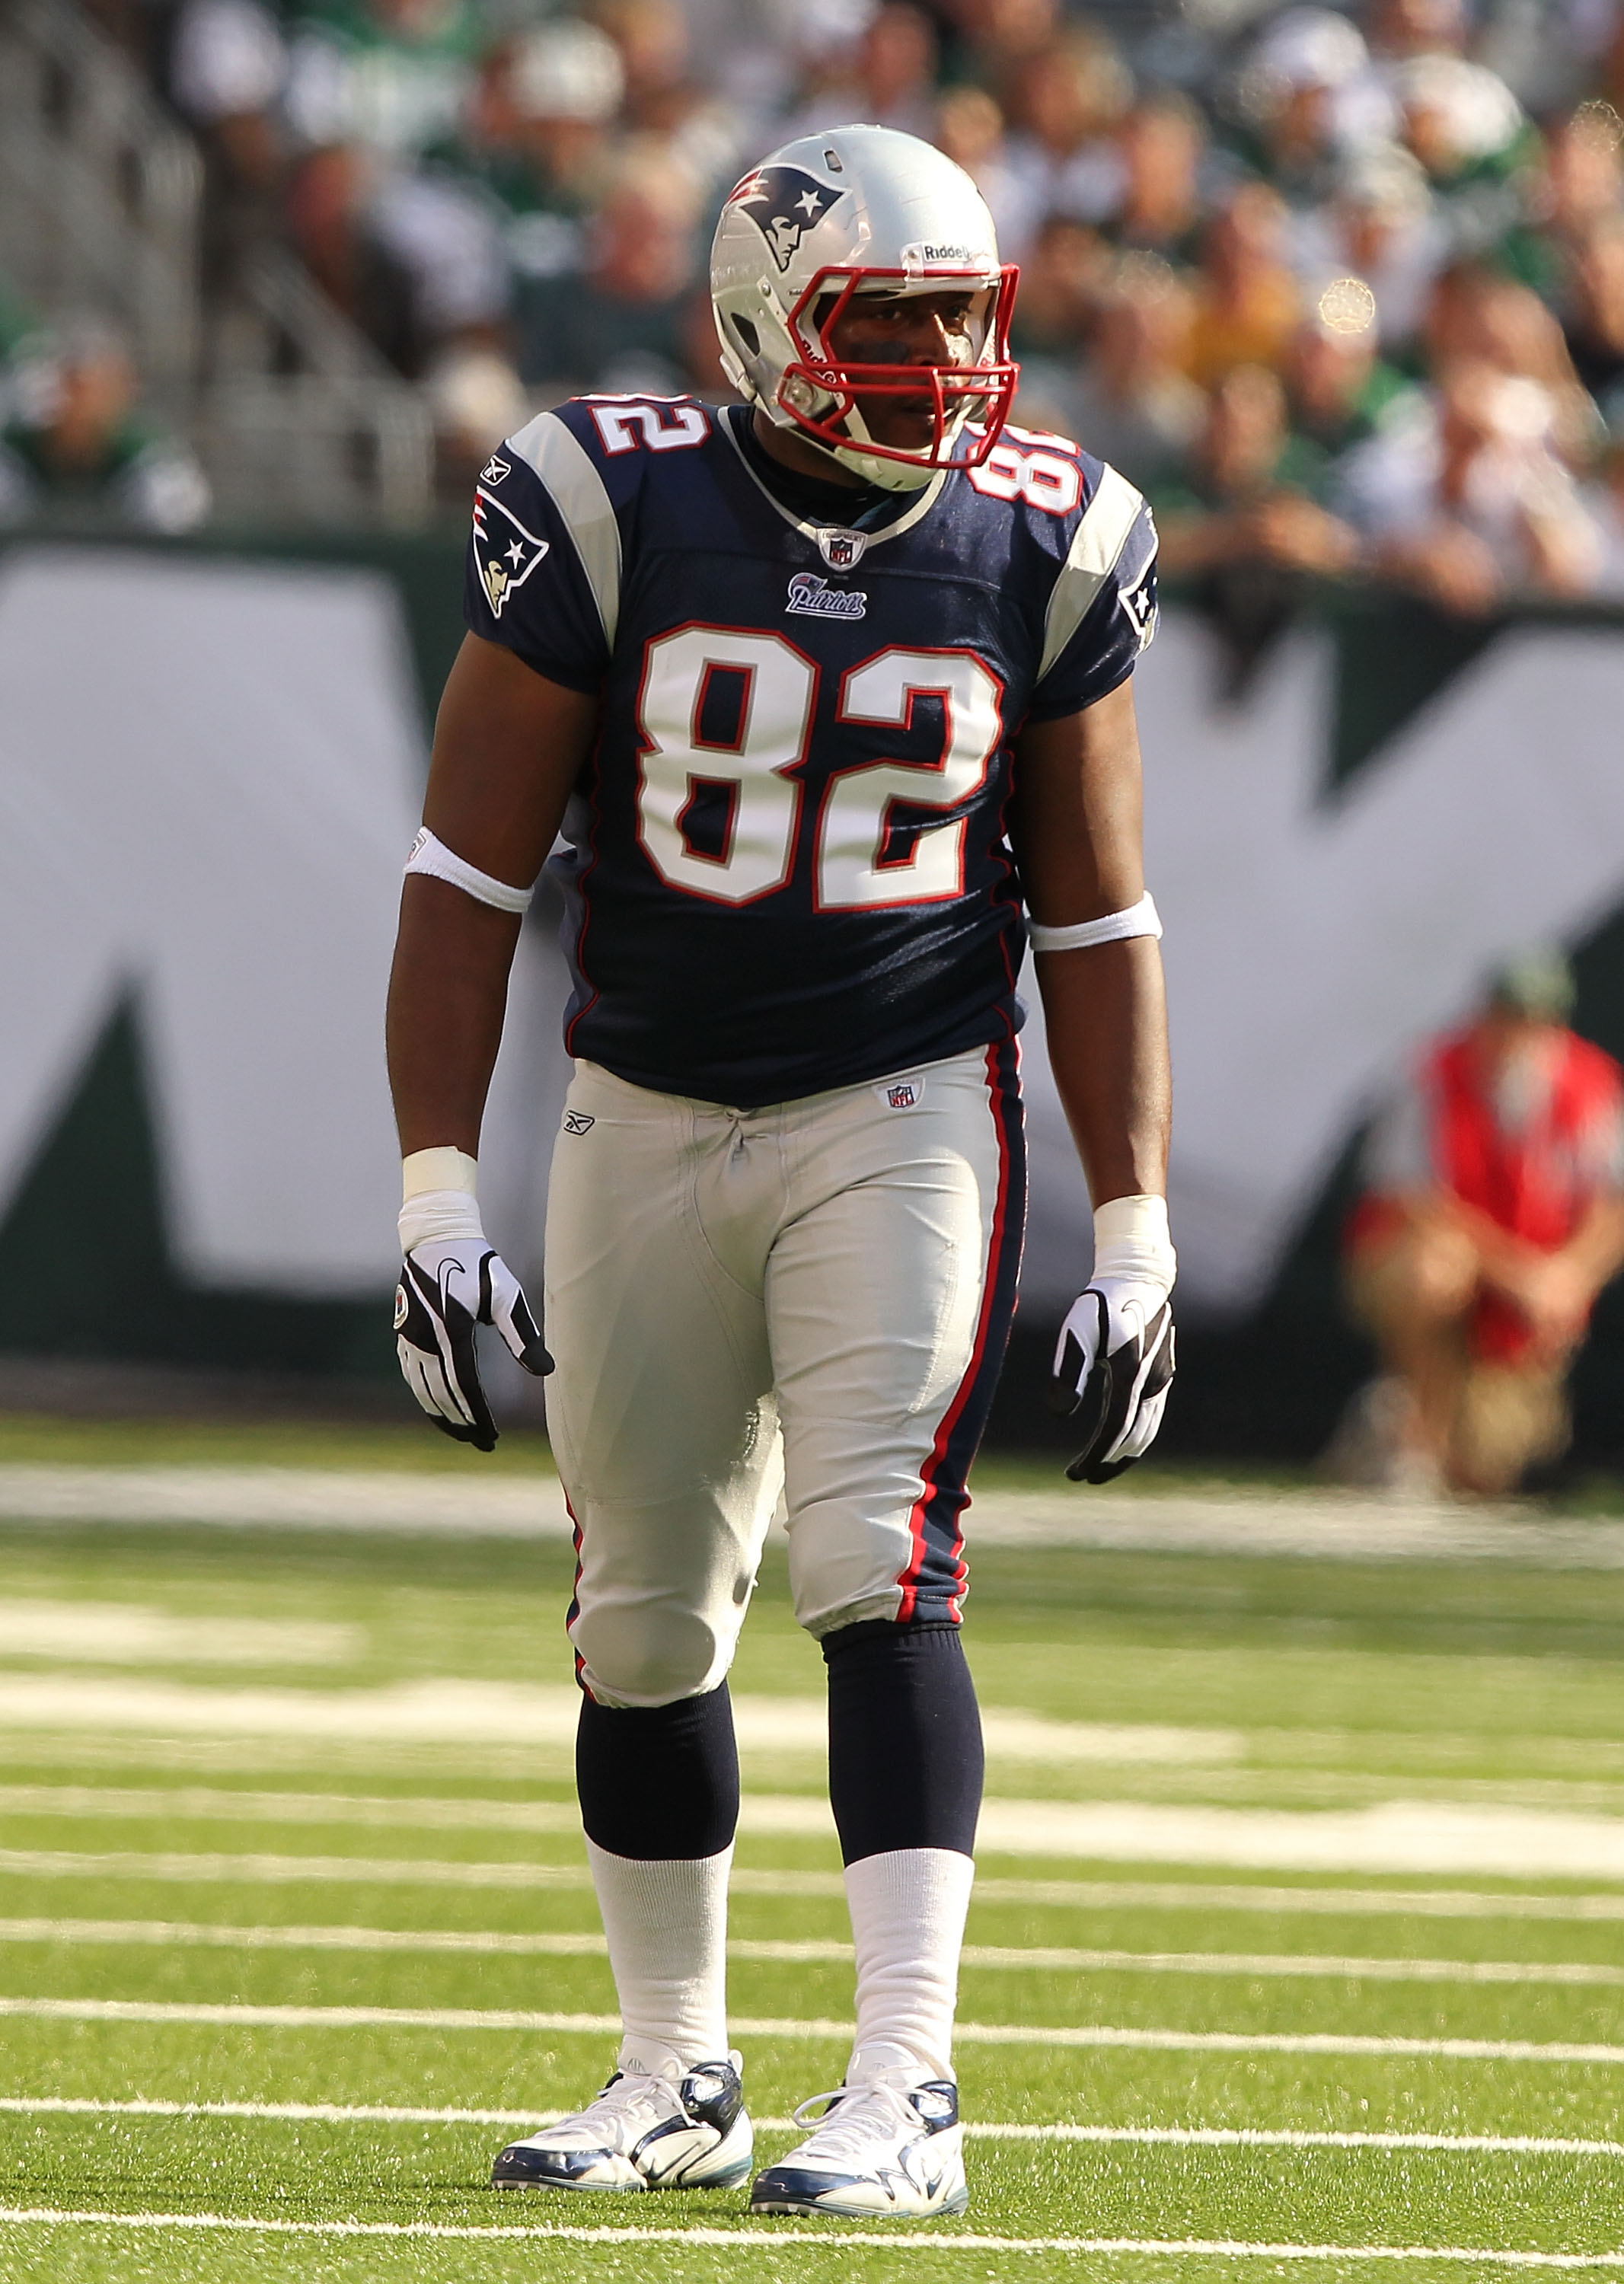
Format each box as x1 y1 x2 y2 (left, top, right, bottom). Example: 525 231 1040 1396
11 0 1624 611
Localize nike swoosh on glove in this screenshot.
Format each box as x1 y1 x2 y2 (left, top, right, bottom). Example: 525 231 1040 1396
1047 1278 1176 1486
394 1239 552 1453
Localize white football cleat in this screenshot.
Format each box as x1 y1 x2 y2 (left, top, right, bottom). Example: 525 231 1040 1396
492 2053 752 2192
748 2068 968 2218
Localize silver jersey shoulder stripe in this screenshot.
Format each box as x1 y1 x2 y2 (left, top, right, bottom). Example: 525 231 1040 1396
1036 463 1148 685
506 411 623 648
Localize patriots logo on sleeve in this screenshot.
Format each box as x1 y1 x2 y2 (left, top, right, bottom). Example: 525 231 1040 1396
1114 506 1160 653
728 166 844 272
472 486 550 618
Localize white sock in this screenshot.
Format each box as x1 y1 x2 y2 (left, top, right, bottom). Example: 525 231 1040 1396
586 1838 732 2076
843 1846 975 2087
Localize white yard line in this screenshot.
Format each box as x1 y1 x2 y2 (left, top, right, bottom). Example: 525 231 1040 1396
10 1846 1624 1925
0 1686 1237 1768
7 1459 1624 1570
0 1604 356 1667
20 1781 1624 1879
0 2207 1620 2264
962 1800 1624 1882
161 1791 1624 1882
0 2094 554 2127
0 1916 611 1955
4 1914 1622 1989
1 1994 1622 2063
0 1467 575 1535
0 1845 595 1889
2 2095 1620 2159
0 1785 586 1834
966 1878 1624 1924
14 1763 1624 1881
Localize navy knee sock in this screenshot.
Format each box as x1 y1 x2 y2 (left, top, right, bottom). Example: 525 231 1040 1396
822 1620 984 1866
576 1681 740 1860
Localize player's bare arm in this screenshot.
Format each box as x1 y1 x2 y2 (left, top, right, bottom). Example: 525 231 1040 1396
1011 679 1176 1484
1011 679 1170 1207
387 635 599 1154
384 635 599 1450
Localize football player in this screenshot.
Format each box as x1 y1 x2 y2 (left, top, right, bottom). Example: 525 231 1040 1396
386 125 1175 2219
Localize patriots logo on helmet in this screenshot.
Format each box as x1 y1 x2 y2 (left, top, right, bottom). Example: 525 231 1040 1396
729 165 844 272
471 486 550 618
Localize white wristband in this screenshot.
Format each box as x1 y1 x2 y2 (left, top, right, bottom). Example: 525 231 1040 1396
1091 1192 1176 1290
406 826 534 914
1029 893 1161 955
400 1147 482 1252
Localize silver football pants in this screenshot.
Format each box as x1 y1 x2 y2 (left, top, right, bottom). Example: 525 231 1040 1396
542 1041 1026 1708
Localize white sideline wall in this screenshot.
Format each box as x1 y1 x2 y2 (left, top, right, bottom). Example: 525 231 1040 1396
6 547 1624 1318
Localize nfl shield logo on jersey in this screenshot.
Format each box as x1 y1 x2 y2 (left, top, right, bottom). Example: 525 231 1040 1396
817 528 867 571
472 486 550 619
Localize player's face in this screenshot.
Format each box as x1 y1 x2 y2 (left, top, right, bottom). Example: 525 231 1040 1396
823 287 987 450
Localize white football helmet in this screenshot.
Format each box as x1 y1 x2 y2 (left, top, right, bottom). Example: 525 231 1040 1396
710 124 1019 493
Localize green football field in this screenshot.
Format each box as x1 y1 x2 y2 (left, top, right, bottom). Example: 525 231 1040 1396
0 1422 1620 2281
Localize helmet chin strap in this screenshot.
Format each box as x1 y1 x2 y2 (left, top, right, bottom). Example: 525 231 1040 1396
831 394 977 493
828 437 941 493
769 388 970 494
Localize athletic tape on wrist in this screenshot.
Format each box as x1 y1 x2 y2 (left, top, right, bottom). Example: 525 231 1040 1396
399 1188 485 1252
1091 1191 1176 1290
405 827 533 914
400 1149 482 1254
1028 893 1161 955
402 1147 478 1203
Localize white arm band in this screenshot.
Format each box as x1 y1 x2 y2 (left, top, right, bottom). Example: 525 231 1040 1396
405 827 534 915
1028 892 1161 954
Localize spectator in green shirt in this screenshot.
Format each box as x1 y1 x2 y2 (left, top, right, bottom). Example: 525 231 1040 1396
1152 360 1360 694
1284 298 1415 467
429 19 627 293
0 317 210 534
515 142 700 393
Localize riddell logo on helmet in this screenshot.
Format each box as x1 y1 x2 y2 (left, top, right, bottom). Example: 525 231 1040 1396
728 164 845 272
901 241 978 266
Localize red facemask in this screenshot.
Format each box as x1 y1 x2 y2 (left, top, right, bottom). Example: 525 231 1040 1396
776 264 1022 474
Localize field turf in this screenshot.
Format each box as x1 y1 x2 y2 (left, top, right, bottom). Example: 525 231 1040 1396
0 1424 1619 2280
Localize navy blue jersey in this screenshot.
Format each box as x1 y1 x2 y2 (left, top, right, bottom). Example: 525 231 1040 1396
465 399 1157 1106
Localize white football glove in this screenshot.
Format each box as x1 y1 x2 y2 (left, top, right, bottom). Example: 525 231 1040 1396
394 1240 551 1452
1048 1195 1176 1485
394 1158 550 1453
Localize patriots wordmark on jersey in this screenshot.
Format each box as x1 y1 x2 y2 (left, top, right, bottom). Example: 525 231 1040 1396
465 395 1158 1106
